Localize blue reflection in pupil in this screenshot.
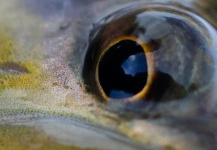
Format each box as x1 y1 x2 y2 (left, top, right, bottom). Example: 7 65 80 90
98 40 148 99
121 53 148 76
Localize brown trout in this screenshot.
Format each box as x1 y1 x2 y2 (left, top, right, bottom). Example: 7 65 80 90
0 0 217 150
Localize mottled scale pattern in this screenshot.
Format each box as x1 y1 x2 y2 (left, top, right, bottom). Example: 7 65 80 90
0 0 217 150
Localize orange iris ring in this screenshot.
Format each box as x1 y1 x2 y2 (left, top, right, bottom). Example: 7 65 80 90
95 36 156 102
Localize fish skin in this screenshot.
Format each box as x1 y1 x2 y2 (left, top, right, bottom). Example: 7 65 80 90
0 0 217 150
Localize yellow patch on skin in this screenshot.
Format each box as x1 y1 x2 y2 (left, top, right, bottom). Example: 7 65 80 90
0 2 48 91
0 29 15 63
0 29 48 91
0 125 83 150
0 9 47 92
0 61 48 91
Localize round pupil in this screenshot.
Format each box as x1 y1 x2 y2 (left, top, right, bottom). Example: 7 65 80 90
98 40 148 99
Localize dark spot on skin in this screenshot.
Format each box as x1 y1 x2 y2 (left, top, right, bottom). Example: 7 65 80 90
59 22 71 30
88 103 94 107
52 82 58 86
188 83 199 92
64 85 69 89
0 62 29 74
151 113 162 119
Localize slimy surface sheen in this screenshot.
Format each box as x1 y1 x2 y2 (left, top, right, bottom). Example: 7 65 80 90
0 1 217 150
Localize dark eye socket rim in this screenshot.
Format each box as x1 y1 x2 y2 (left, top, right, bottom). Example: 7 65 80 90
95 36 156 102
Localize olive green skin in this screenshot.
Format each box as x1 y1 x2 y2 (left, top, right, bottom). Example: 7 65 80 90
0 0 217 150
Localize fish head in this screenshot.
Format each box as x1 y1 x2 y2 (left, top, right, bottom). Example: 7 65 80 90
0 0 217 150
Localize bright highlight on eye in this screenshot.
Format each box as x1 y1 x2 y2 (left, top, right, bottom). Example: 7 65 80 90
83 3 217 103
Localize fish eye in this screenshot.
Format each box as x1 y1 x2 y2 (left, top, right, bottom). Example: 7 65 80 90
98 39 148 99
83 3 217 103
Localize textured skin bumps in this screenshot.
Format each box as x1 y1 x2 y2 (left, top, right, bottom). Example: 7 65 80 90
0 0 217 150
